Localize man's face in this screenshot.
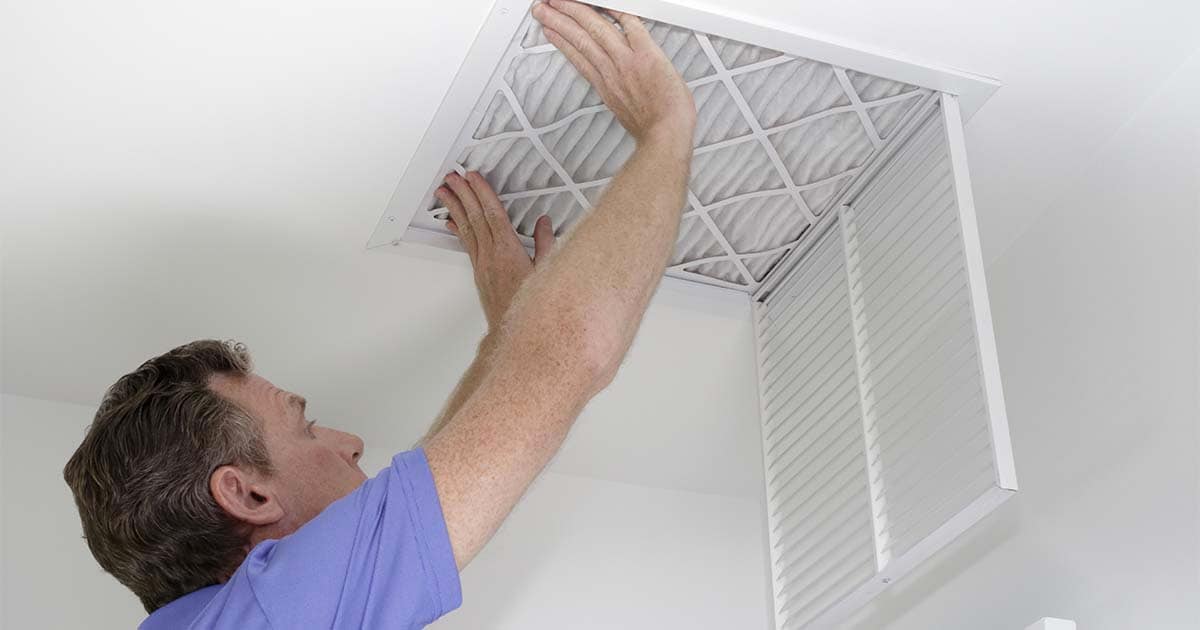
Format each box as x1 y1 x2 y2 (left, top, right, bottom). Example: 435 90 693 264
210 373 367 535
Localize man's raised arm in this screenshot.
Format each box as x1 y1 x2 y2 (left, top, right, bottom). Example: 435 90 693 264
422 0 697 569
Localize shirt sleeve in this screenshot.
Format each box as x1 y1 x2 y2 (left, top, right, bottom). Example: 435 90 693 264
241 448 463 629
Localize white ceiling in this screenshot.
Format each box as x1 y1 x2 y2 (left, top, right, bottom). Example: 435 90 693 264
3 0 1199 498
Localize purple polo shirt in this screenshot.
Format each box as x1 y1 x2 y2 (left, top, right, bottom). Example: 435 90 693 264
140 448 462 629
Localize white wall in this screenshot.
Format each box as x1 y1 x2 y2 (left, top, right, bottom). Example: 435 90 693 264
435 472 766 629
0 395 146 629
847 50 1200 630
0 393 767 629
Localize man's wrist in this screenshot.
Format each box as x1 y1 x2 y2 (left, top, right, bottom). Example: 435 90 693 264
478 330 501 354
638 121 695 158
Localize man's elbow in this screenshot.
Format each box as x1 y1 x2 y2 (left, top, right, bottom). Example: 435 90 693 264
576 324 623 393
538 309 624 396
510 291 629 396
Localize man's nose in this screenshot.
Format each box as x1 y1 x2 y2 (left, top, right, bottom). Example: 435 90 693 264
336 430 364 465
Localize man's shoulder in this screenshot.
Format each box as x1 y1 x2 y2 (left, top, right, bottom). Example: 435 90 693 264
139 449 460 629
138 538 286 630
139 584 222 630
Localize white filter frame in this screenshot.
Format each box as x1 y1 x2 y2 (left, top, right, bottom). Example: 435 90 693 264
367 0 999 296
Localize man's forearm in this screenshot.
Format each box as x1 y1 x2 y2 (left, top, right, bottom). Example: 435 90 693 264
424 136 692 567
484 134 692 448
505 134 691 360
422 333 498 443
435 137 689 439
440 135 691 434
422 137 686 448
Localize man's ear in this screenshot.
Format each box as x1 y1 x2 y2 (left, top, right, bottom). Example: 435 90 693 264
210 465 284 526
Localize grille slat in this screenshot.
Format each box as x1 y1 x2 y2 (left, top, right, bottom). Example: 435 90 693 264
759 106 1009 628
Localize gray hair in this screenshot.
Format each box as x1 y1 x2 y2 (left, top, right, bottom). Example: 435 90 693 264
63 339 273 612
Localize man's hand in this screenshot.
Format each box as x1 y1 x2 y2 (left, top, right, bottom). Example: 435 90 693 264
533 0 696 149
435 171 556 330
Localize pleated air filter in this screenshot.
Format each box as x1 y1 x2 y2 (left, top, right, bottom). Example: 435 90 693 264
369 0 993 293
370 2 1014 628
423 21 932 290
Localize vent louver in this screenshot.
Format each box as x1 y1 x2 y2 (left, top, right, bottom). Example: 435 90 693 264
755 98 1016 629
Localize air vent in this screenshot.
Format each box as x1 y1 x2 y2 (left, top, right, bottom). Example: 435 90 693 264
370 2 1013 628
368 0 997 294
415 14 931 291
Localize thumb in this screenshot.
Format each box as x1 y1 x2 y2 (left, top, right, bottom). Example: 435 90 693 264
533 215 555 263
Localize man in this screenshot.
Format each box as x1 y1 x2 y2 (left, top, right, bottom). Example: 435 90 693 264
63 1 697 627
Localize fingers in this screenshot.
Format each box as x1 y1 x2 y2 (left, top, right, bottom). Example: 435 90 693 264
542 27 604 89
548 0 631 60
535 0 690 144
435 186 476 256
533 215 555 263
465 172 514 243
443 172 492 250
608 10 653 51
444 171 532 263
533 2 618 80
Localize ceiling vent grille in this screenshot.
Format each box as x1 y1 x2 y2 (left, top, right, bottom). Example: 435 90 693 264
755 97 1016 628
370 2 1014 627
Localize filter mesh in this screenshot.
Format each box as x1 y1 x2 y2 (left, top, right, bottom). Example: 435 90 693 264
425 7 930 291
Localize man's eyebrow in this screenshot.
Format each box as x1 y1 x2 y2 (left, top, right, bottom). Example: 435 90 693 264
287 393 307 414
